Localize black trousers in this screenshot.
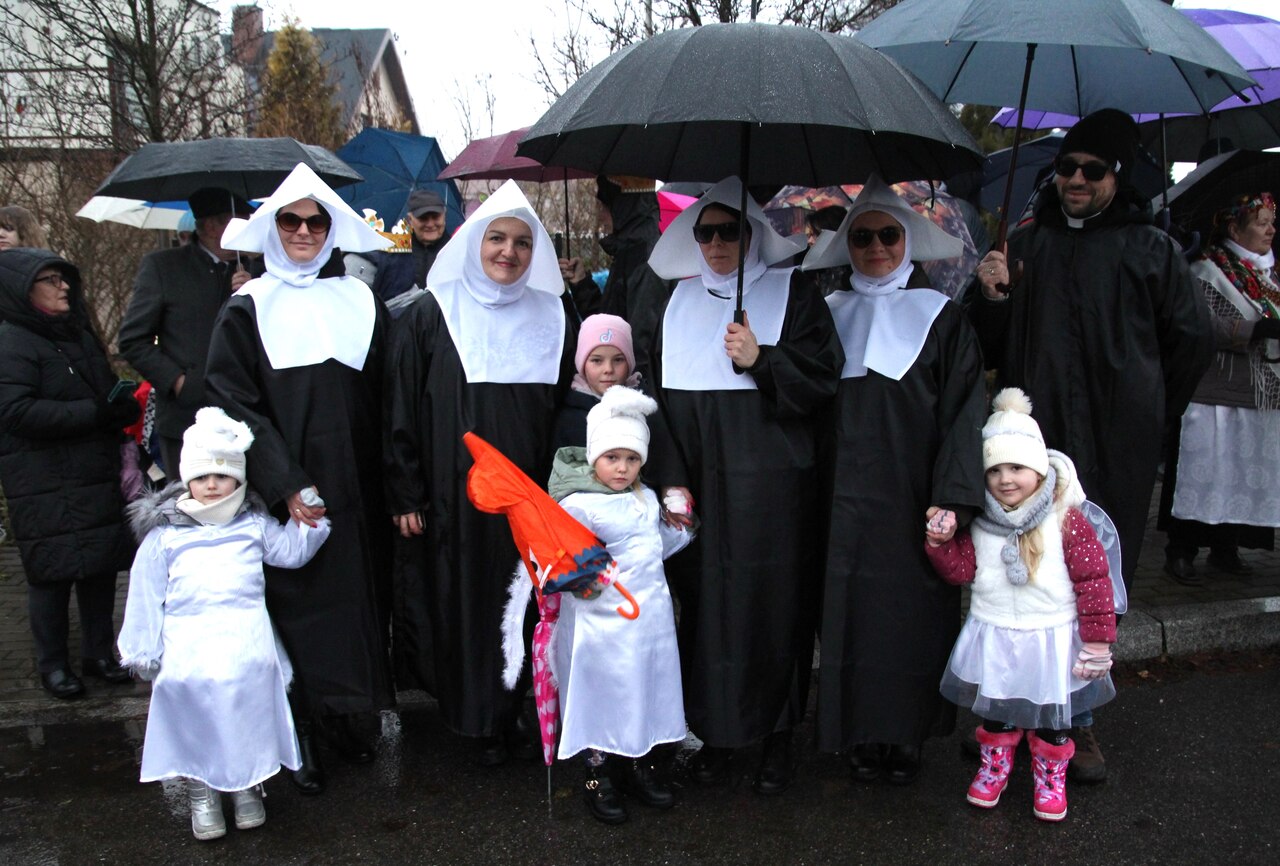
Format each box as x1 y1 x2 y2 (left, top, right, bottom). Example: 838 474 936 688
159 434 183 483
27 573 118 673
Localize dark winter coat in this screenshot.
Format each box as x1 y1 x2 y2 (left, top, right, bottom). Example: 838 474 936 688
117 241 262 440
0 248 135 583
968 186 1213 588
595 193 674 382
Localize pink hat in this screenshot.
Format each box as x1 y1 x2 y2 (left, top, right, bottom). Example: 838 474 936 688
574 314 635 376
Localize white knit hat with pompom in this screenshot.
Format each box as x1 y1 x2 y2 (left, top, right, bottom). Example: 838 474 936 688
981 387 1048 476
586 386 658 465
179 406 255 484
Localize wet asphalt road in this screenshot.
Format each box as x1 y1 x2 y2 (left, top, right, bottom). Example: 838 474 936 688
1 655 1277 866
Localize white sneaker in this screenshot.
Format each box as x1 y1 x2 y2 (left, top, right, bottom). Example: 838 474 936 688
230 786 266 830
187 780 226 840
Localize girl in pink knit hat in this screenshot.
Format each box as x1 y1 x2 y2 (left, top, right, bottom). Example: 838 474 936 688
553 313 643 449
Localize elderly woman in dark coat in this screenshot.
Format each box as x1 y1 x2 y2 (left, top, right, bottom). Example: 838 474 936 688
0 248 137 699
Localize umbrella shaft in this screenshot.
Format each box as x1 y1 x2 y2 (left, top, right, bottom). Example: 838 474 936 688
996 43 1038 252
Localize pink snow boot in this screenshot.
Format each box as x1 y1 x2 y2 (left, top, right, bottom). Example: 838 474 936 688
966 726 1022 808
1028 730 1075 822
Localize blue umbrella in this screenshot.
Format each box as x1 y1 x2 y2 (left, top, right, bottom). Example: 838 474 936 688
335 128 464 232
860 0 1256 253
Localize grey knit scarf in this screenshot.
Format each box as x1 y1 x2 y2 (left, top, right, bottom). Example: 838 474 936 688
972 465 1056 586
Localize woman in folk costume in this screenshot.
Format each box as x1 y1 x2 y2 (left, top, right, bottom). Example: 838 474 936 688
1161 191 1279 582
384 180 575 764
801 174 987 786
205 163 395 795
644 176 843 795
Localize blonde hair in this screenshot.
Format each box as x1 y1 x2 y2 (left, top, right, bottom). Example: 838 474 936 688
1013 469 1070 582
0 205 47 248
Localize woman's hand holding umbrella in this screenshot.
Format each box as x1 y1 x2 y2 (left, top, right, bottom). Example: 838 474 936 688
724 310 760 369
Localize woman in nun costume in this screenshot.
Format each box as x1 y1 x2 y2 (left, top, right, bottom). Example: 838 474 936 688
383 180 575 764
644 176 843 795
205 163 395 795
801 175 986 786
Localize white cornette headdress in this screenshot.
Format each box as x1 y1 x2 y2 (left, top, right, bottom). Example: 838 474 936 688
586 386 658 465
179 406 255 484
981 388 1049 476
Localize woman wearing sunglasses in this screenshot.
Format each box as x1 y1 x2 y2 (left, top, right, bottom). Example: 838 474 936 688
644 176 843 795
205 163 396 794
802 174 987 787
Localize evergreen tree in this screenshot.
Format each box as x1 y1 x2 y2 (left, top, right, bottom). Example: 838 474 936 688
253 21 345 149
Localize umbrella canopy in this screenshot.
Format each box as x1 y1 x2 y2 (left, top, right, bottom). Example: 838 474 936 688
75 196 190 231
94 138 362 202
988 9 1280 162
335 128 464 233
1162 149 1280 234
859 0 1255 119
657 190 697 233
518 22 981 188
860 0 1256 251
438 127 594 183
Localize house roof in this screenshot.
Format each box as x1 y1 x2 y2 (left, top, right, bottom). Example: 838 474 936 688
252 27 419 134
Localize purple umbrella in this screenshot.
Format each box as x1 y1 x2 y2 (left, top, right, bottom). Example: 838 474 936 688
438 127 594 258
991 9 1280 162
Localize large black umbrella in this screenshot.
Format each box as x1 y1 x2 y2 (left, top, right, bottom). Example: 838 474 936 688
1162 150 1280 235
518 23 979 188
94 137 363 201
518 22 981 319
860 0 1256 253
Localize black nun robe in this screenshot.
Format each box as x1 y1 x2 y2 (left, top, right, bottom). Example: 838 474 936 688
803 177 986 752
205 165 396 721
383 181 574 738
645 178 843 748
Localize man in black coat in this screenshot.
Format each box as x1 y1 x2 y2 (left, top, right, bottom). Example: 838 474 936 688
968 109 1213 783
118 188 257 476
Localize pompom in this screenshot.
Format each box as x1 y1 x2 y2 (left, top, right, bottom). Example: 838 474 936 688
188 406 254 454
598 384 657 419
991 387 1033 416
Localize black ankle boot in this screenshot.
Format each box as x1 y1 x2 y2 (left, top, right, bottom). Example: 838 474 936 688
849 743 887 783
616 757 675 809
689 744 733 784
753 730 793 796
326 713 376 764
583 760 628 824
885 743 923 785
291 721 326 795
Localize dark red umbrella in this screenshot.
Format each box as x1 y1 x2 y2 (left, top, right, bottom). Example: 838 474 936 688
439 128 594 257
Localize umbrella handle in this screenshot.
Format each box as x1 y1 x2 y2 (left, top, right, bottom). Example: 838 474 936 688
613 582 640 620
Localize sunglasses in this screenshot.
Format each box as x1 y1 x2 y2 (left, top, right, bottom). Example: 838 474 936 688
848 226 903 249
275 211 332 233
692 222 742 244
1053 157 1112 182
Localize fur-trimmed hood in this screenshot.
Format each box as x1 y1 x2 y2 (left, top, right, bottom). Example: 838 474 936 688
126 480 269 541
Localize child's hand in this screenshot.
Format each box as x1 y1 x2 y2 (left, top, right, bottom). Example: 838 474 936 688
1072 642 1113 680
661 486 695 529
925 506 957 546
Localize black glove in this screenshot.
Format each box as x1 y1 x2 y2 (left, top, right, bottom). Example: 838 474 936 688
1250 318 1280 343
97 395 140 430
